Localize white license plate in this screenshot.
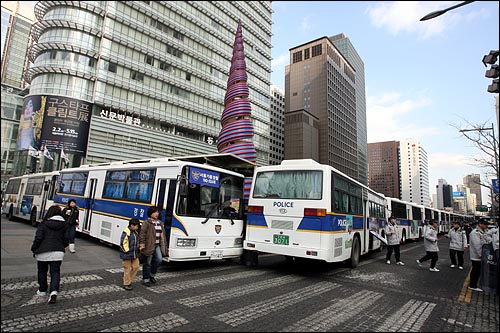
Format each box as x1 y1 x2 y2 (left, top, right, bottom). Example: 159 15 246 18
210 250 223 260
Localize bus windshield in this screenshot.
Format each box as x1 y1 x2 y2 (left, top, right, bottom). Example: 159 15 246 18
176 166 244 219
253 170 323 199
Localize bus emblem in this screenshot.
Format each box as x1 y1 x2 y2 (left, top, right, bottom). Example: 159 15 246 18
191 170 200 181
280 208 287 214
215 225 222 234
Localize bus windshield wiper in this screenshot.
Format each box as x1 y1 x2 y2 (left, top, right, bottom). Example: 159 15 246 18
202 204 219 224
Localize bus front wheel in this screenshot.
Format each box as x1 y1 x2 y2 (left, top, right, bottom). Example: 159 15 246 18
348 237 360 268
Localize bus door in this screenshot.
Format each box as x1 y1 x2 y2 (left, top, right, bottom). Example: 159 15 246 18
82 178 98 233
15 182 26 215
157 179 177 246
39 179 51 221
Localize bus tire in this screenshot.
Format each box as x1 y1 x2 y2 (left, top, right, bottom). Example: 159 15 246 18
8 206 14 220
348 236 360 268
30 208 38 227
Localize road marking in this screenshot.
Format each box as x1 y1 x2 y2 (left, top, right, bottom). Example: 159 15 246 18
213 281 341 327
150 270 268 293
441 317 473 328
21 285 124 306
1 274 103 291
374 299 436 332
177 275 304 307
280 290 383 332
99 313 189 332
106 264 234 277
1 297 152 332
458 268 472 303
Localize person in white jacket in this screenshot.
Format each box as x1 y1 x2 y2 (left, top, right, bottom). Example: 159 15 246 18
384 216 404 265
468 220 491 292
445 221 467 270
417 220 440 271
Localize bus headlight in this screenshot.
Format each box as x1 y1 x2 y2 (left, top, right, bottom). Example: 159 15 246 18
234 237 243 246
176 238 197 247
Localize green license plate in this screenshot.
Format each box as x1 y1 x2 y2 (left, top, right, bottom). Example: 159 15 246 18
273 234 289 245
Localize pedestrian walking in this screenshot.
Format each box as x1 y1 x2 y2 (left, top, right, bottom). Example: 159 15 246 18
384 216 404 265
30 205 69 304
62 199 79 253
120 218 141 290
445 221 467 270
417 219 440 272
468 219 490 292
139 207 168 286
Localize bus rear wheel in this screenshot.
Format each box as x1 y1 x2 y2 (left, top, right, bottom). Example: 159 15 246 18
348 237 360 268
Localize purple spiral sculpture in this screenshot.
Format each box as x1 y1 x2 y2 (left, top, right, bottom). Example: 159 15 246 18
217 20 257 164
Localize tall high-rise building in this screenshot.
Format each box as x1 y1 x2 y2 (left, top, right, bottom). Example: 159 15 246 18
22 1 272 171
269 85 284 165
399 139 430 206
285 36 361 183
367 141 400 198
1 1 34 88
330 33 367 185
463 174 482 207
435 178 453 209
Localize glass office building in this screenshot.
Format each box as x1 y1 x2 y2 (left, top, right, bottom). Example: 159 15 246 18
26 1 272 168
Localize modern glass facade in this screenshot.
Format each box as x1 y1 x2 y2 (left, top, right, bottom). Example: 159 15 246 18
330 33 368 186
1 1 34 88
269 85 284 165
26 1 272 167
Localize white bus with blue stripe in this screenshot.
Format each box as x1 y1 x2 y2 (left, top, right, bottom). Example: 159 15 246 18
386 197 424 243
2 171 59 226
53 155 247 261
243 159 387 268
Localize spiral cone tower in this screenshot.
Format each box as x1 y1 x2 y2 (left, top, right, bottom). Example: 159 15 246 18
217 20 257 164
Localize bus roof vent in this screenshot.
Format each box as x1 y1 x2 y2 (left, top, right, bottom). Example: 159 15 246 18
280 159 320 166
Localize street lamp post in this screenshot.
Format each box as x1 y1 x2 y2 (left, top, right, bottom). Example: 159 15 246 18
459 124 500 217
420 1 475 21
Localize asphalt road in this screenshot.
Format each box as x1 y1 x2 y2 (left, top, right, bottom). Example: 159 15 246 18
1 216 498 332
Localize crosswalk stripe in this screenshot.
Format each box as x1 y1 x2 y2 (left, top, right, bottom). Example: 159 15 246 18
374 299 436 332
213 281 341 327
177 275 304 307
1 274 103 291
280 290 383 332
21 285 124 307
99 313 189 332
106 265 234 276
1 297 152 332
150 270 268 293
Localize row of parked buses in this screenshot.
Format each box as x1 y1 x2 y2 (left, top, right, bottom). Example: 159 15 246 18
2 156 475 268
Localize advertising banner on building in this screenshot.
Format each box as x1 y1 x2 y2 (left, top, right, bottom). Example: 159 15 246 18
16 95 44 150
18 95 93 155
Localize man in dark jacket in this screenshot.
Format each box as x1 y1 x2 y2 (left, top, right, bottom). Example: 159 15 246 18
62 199 79 253
31 205 69 304
139 207 168 286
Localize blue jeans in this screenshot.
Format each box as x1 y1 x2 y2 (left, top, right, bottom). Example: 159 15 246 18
68 224 77 243
37 260 62 293
142 245 162 281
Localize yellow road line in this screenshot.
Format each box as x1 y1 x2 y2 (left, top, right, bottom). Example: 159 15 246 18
458 268 472 303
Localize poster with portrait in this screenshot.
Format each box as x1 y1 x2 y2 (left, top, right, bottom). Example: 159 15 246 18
16 96 45 150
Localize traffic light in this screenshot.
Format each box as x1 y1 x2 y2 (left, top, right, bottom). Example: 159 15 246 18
483 50 499 93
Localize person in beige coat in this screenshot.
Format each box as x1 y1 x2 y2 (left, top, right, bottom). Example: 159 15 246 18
139 207 168 286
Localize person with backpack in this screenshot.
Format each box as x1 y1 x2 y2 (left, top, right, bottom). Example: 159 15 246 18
120 218 141 290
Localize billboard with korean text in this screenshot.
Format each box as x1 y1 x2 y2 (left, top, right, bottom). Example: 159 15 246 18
20 95 93 155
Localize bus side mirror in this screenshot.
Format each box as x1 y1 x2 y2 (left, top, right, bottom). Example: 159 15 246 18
179 181 187 197
44 182 50 191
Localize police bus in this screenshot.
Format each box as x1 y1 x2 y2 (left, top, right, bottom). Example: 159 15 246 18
386 197 424 243
243 159 387 268
53 154 253 261
2 171 59 226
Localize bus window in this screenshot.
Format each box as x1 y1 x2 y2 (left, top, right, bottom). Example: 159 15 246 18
253 170 322 199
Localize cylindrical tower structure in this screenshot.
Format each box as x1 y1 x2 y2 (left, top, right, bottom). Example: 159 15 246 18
217 21 256 164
